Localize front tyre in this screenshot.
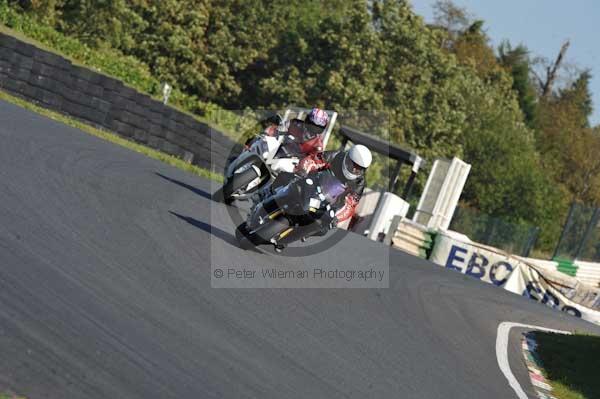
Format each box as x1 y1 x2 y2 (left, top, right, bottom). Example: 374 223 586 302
222 166 260 204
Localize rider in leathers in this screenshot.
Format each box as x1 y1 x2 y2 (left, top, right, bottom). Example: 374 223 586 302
252 107 330 157
260 144 373 235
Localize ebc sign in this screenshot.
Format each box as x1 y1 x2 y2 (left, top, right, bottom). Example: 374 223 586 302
429 235 518 288
429 233 600 325
443 245 514 287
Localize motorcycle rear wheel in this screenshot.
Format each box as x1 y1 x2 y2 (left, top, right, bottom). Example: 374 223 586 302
235 222 254 250
235 217 290 250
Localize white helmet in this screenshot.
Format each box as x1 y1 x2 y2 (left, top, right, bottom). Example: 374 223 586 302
342 144 372 181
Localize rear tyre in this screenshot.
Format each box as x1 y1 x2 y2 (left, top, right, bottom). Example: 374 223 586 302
235 217 290 251
252 217 290 244
235 222 256 250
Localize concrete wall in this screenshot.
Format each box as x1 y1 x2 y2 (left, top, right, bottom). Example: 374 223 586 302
0 32 240 172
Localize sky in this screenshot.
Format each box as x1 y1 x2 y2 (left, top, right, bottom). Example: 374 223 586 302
410 0 600 125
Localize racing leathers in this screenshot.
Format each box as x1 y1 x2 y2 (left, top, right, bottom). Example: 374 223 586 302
267 150 365 235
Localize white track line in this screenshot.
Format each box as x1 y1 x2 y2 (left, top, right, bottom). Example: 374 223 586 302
496 322 571 399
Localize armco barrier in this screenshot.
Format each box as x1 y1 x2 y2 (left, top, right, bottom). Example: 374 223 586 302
0 32 241 172
572 260 600 287
527 258 600 288
420 226 600 288
555 258 578 277
429 230 600 325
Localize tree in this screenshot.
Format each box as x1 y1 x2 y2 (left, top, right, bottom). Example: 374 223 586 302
498 41 538 128
432 0 470 48
55 0 146 50
558 69 593 127
8 0 62 24
245 0 386 110
459 78 566 247
375 0 472 160
532 40 571 98
121 0 282 104
450 20 507 85
537 71 598 204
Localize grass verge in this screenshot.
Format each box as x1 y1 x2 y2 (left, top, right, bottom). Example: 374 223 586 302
0 89 222 182
0 393 27 399
534 332 600 399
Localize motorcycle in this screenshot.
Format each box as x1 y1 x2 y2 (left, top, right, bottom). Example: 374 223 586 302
217 109 337 205
235 169 346 252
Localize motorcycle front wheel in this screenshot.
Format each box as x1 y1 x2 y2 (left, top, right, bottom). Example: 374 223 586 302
222 165 261 204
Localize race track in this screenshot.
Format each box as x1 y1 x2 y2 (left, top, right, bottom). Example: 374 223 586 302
0 100 598 399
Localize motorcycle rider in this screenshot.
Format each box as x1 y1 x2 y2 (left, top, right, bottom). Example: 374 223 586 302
225 108 330 192
256 144 373 236
256 107 330 156
297 144 372 231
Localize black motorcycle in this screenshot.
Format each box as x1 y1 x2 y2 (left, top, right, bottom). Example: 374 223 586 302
235 169 346 252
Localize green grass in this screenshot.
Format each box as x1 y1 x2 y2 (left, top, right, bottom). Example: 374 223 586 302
0 89 222 182
534 332 600 399
0 393 27 399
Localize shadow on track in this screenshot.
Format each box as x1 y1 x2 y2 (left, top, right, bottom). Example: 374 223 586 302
156 172 215 201
169 211 236 244
168 211 261 254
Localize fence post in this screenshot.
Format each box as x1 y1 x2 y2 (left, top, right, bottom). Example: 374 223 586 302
483 217 497 246
552 202 576 259
574 207 600 260
522 227 540 257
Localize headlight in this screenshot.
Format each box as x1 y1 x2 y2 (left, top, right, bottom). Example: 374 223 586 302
309 197 321 209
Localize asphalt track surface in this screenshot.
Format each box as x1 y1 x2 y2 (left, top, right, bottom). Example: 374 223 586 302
0 100 599 399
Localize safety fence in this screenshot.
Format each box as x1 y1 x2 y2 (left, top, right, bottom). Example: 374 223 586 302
448 205 539 257
553 202 600 262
